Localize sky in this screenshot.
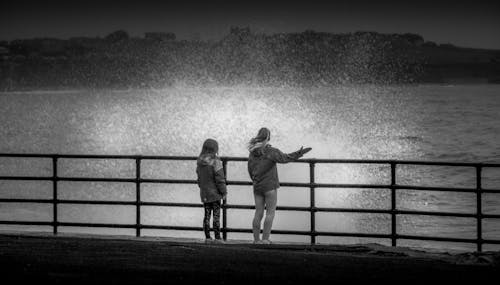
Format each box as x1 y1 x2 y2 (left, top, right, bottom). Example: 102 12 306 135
1 0 499 49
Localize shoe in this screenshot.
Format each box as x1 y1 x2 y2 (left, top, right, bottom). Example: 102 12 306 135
261 239 272 245
253 240 264 244
205 238 214 244
213 238 225 244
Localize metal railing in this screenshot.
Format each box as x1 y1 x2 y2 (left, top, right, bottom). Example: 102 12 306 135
1 153 500 252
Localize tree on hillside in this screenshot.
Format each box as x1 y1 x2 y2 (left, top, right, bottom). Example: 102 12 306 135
105 30 129 43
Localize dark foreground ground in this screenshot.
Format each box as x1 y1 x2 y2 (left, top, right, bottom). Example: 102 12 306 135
0 232 499 285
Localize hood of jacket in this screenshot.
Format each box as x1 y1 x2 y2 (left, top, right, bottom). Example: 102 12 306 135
249 143 271 157
197 153 215 166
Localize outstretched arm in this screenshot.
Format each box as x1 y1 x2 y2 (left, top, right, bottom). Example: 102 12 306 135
269 146 312 163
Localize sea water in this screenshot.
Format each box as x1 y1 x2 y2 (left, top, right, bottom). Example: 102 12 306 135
1 84 499 252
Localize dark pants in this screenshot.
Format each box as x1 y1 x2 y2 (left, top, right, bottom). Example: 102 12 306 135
203 200 221 239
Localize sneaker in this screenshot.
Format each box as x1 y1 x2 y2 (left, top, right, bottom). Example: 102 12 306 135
261 239 272 245
213 238 225 244
205 238 214 244
253 240 264 244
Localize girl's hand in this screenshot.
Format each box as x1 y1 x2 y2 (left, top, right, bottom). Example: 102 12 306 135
299 146 312 155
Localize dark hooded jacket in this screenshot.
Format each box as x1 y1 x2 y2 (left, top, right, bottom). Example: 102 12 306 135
196 154 227 203
247 145 303 194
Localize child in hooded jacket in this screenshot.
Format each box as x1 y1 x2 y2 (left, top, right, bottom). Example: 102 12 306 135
247 127 311 244
196 138 227 243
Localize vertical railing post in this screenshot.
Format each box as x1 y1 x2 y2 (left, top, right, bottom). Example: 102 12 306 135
52 155 58 235
310 162 316 245
390 162 397 247
222 160 228 240
476 165 483 252
135 157 141 237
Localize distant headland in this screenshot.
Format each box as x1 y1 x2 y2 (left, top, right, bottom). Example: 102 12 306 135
1 27 499 90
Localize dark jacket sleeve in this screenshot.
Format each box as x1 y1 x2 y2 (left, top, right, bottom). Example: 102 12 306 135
213 159 227 195
247 162 254 181
269 147 303 163
196 166 201 187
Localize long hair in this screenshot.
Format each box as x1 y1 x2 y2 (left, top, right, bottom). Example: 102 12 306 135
248 127 271 152
199 138 219 157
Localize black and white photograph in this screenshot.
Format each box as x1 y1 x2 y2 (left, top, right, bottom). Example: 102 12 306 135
1 0 499 284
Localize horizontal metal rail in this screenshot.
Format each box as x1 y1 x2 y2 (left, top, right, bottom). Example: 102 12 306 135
2 198 500 218
1 152 500 166
1 153 500 252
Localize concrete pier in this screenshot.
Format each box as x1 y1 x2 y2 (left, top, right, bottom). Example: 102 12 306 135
0 232 498 284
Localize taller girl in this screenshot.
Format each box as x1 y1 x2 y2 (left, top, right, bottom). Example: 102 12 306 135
247 127 311 244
